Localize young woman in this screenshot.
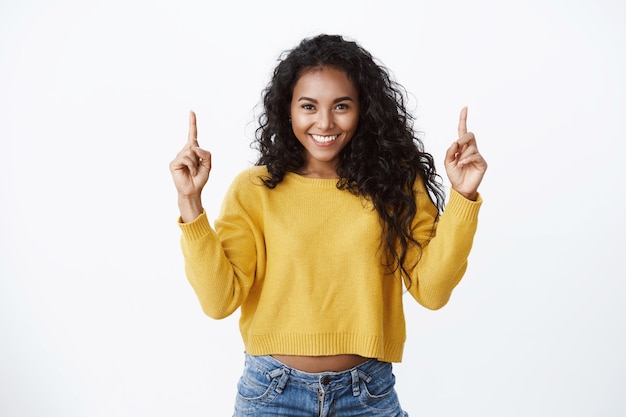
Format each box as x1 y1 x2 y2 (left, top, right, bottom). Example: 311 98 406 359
170 34 487 416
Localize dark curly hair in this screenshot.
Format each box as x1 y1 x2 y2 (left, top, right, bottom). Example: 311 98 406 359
253 34 445 278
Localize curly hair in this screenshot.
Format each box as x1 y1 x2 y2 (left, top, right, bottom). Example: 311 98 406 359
253 34 445 278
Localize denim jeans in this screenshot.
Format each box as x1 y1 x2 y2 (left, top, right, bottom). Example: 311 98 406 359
233 353 408 416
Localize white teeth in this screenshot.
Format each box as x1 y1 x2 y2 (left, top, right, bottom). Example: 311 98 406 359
312 134 338 143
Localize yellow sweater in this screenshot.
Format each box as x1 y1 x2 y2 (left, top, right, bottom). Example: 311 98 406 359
179 166 482 362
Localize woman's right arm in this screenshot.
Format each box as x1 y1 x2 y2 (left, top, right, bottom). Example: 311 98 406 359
170 112 258 319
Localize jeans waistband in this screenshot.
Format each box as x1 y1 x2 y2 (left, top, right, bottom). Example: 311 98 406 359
244 353 391 394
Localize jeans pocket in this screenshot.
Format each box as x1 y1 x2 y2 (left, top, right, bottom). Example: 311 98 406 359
359 369 402 413
234 360 288 415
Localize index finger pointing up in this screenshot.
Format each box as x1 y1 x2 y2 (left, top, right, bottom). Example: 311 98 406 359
458 106 468 138
188 110 198 146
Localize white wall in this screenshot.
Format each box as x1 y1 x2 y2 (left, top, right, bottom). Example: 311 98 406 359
1 0 624 415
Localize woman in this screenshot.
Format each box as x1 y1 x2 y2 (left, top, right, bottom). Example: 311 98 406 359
170 34 487 416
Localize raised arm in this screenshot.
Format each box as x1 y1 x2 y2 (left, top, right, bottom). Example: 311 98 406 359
406 107 486 309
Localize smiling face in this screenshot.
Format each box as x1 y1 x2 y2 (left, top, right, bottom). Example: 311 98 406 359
290 66 360 178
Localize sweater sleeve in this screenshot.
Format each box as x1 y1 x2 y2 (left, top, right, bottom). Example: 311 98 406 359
178 172 262 319
405 186 482 310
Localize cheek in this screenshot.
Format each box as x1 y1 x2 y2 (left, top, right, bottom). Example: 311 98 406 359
346 114 360 132
290 117 305 133
292 114 313 129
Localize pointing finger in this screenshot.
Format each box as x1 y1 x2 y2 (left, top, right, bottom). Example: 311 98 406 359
458 106 468 138
188 110 198 146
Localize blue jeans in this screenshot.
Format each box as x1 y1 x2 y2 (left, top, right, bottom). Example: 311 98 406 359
233 353 408 416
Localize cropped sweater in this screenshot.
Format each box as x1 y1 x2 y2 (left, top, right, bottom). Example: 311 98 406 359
178 165 482 362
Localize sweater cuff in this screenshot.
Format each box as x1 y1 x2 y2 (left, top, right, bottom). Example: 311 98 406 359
445 189 483 222
178 211 213 241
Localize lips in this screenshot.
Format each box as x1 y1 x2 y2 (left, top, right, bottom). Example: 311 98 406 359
311 134 339 144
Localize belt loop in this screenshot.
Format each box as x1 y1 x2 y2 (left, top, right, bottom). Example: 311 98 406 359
358 370 371 383
268 368 290 394
351 368 360 396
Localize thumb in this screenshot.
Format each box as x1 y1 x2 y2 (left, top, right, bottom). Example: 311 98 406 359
444 141 459 165
195 147 212 172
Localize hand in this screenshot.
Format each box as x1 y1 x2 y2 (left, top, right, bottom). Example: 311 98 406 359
169 111 212 222
444 107 487 201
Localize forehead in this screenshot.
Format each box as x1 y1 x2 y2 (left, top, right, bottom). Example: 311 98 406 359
292 67 358 98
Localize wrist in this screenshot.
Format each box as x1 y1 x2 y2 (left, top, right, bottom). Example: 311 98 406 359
462 192 477 201
453 188 477 201
178 195 203 223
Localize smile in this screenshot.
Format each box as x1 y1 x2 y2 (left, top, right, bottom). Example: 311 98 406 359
311 134 339 143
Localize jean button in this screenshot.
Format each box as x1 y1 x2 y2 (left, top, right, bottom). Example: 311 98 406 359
321 376 330 385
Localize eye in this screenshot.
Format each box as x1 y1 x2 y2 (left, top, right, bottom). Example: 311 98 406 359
301 104 315 110
335 103 350 110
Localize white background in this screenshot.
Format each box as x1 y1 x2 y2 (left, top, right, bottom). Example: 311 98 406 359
1 0 625 415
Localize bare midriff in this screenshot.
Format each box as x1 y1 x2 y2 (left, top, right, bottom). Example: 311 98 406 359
271 354 370 373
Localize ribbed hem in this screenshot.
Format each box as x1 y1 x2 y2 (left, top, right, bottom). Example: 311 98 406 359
177 211 213 241
445 189 483 222
244 332 405 363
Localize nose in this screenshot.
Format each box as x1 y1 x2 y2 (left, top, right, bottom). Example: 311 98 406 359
316 110 334 130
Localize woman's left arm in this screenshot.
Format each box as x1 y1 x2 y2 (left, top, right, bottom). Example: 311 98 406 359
406 107 487 309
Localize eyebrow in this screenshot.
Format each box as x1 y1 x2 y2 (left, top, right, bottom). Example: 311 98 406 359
297 96 354 103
